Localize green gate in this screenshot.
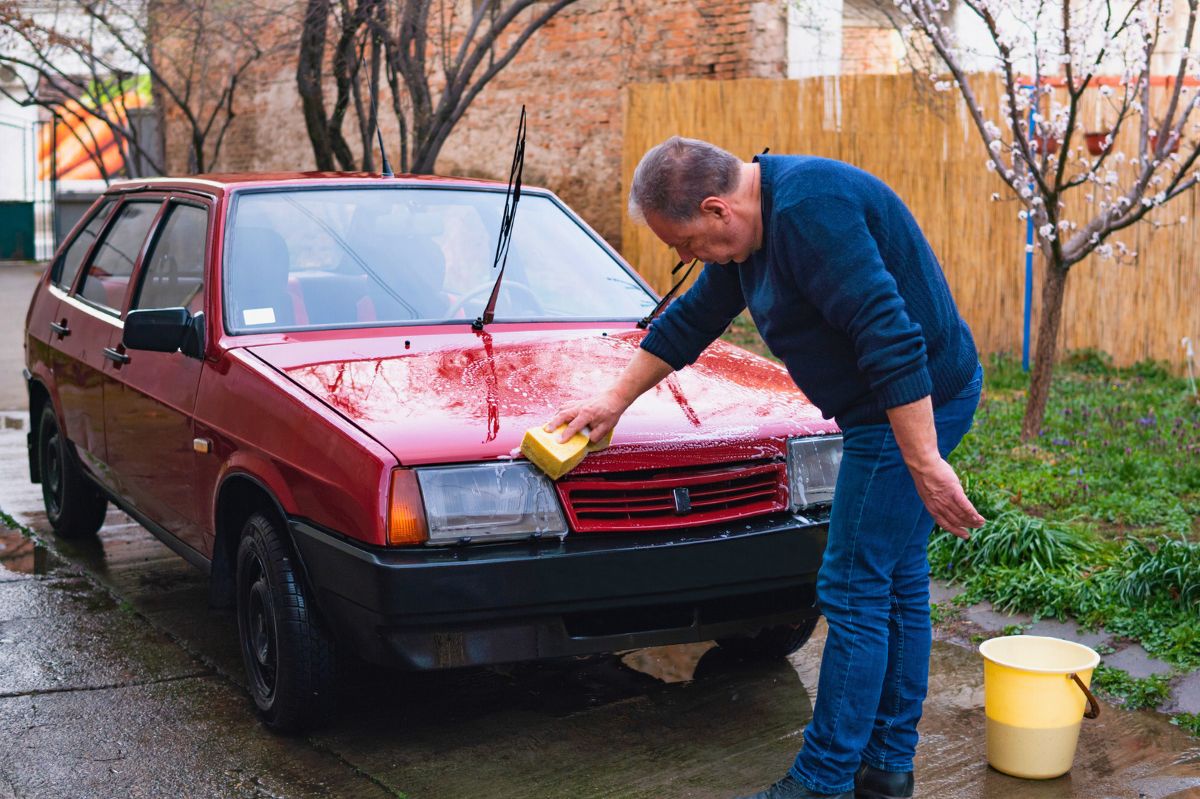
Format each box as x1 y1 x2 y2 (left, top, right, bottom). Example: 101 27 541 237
0 202 35 260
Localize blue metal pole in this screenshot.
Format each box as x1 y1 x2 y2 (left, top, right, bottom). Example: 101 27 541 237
1022 84 1035 372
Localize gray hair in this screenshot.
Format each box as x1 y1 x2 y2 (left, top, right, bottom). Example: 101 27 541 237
628 136 742 223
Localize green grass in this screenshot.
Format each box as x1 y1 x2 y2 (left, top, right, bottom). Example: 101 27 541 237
721 313 778 361
929 352 1200 672
955 349 1200 538
929 481 1200 671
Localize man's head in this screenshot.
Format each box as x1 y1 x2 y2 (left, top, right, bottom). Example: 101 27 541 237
628 136 760 265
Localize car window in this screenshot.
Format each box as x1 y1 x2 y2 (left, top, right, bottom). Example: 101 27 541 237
134 203 207 313
77 200 161 314
52 199 116 290
223 188 656 333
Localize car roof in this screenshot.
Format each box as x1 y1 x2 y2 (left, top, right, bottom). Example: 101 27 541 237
106 171 532 195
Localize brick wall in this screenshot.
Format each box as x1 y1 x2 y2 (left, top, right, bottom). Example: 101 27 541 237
840 26 902 75
163 0 788 247
438 0 787 245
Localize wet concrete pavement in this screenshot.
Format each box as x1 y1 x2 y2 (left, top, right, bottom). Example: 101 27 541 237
1 263 1199 798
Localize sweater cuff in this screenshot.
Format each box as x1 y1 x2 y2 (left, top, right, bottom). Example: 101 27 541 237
640 326 688 371
877 366 933 410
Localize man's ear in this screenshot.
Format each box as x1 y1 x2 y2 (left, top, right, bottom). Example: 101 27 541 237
698 195 732 220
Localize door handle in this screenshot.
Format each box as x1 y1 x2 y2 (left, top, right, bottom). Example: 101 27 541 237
50 321 70 337
102 347 130 365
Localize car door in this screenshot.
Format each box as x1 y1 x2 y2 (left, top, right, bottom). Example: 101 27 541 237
104 197 210 553
31 198 117 412
55 197 163 484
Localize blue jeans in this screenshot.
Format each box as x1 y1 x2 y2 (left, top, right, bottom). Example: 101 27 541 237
790 364 983 794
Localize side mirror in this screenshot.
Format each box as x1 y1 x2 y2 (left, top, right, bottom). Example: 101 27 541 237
124 308 205 358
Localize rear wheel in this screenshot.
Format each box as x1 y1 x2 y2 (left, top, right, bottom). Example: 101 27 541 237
716 616 820 659
235 511 336 733
37 405 106 538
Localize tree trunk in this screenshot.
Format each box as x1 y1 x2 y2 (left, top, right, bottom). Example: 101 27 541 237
410 143 439 174
1020 261 1069 441
297 0 336 171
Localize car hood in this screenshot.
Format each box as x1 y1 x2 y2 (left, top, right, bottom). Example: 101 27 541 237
245 326 837 469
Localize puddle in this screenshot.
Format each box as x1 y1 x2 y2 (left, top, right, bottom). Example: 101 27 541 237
621 641 716 683
0 527 60 576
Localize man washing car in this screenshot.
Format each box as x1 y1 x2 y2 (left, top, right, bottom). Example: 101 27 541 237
546 137 984 799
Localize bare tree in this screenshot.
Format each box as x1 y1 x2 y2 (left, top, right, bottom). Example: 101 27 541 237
0 0 283 179
891 0 1200 439
297 0 579 174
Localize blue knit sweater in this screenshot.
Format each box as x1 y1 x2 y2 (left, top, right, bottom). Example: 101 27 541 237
640 155 978 429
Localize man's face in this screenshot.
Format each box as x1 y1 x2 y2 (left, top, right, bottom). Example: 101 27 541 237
644 202 757 265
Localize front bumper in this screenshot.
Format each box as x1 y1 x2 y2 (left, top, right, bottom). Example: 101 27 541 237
289 512 828 669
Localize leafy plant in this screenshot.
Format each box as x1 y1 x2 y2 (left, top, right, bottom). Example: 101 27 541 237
1112 536 1200 610
1091 664 1171 711
1173 713 1200 737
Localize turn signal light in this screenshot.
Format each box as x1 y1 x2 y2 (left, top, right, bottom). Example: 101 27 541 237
388 469 428 545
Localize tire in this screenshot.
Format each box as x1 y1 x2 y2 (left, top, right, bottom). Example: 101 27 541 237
235 511 337 733
716 616 820 659
37 405 107 538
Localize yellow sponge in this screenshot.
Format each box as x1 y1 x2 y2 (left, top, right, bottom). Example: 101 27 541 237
521 424 614 480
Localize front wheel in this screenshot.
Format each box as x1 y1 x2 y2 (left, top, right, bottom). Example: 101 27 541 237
37 405 107 538
236 511 337 733
716 616 820 659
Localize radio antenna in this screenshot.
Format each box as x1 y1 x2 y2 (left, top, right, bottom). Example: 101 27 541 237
365 50 393 177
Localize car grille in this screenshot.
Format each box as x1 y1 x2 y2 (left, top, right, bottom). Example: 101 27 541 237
557 461 788 532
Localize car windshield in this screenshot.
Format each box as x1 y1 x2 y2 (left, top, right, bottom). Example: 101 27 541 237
223 187 657 332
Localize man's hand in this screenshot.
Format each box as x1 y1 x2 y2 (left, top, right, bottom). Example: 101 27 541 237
545 390 631 444
909 457 984 540
886 395 984 540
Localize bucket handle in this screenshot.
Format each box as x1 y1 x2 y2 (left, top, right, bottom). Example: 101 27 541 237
1069 672 1101 719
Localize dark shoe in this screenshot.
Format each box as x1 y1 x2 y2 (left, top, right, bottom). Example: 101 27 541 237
854 764 914 799
734 773 855 799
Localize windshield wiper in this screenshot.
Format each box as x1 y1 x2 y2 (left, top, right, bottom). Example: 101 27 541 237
636 257 698 330
472 106 526 331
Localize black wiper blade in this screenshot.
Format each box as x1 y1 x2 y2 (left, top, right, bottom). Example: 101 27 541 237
473 105 527 331
636 257 698 329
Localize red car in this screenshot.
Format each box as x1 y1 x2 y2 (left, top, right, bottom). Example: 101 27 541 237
23 172 841 731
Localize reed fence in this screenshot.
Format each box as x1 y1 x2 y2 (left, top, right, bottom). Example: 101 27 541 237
620 75 1200 372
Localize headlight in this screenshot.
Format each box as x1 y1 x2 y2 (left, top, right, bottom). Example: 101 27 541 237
416 462 568 544
787 435 843 511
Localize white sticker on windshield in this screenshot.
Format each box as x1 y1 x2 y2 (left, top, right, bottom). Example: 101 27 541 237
243 307 276 326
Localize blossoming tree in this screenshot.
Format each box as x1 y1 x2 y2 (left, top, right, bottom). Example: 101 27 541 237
894 0 1200 439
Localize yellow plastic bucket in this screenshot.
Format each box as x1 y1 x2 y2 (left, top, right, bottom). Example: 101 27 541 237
979 635 1101 779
